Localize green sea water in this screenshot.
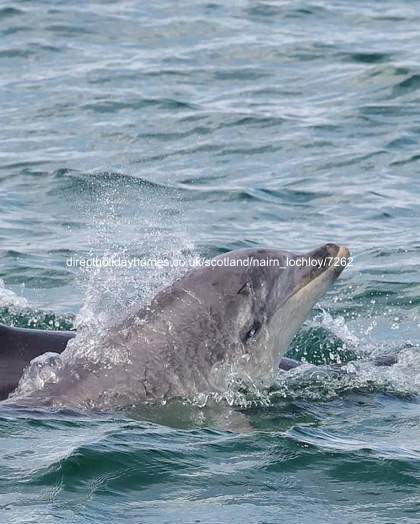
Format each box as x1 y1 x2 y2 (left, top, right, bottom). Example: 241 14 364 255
0 1 419 522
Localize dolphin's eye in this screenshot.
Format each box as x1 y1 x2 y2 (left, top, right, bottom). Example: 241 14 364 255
243 320 262 343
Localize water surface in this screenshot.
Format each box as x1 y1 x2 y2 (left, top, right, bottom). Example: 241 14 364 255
0 1 419 523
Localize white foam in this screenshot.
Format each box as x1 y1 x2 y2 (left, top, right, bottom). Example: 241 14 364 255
0 279 28 309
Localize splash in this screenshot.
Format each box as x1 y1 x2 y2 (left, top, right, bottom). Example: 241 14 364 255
74 171 195 332
0 279 29 309
190 308 420 409
314 308 360 349
270 345 420 402
67 172 195 366
12 171 197 398
13 352 61 398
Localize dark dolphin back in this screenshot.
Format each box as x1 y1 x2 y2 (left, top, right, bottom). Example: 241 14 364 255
0 324 75 400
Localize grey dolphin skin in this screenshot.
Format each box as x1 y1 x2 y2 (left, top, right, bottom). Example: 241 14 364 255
2 244 350 409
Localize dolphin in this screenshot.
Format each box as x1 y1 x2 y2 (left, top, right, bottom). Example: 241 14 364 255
2 243 351 409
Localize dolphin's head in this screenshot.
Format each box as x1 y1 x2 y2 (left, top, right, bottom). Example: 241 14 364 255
212 243 350 379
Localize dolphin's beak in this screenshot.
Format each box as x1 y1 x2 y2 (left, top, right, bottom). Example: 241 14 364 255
330 244 351 276
290 243 351 297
